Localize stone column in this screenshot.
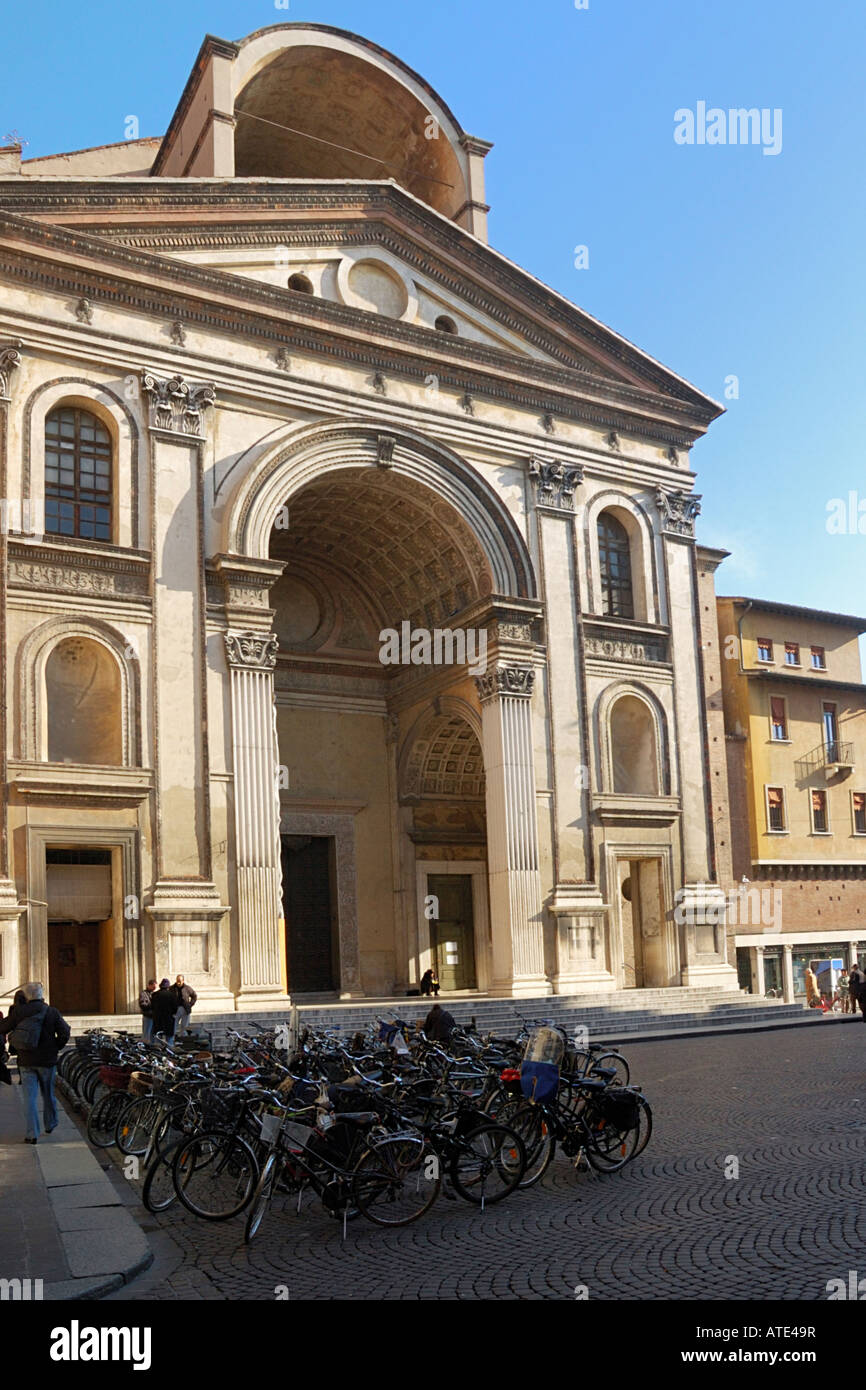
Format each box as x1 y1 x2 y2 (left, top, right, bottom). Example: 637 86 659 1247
782 943 795 1003
754 945 766 996
225 631 287 1007
475 664 549 997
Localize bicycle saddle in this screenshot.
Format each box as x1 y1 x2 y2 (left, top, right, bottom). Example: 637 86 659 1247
336 1111 380 1126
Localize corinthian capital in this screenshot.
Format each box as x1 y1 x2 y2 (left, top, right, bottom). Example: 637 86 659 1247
0 343 22 400
224 630 279 670
475 664 535 703
656 488 701 539
142 372 215 436
528 457 583 512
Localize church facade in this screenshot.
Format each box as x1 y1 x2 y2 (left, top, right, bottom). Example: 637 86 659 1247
0 24 736 1013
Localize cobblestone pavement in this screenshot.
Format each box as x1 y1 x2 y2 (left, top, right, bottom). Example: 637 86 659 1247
104 1020 866 1301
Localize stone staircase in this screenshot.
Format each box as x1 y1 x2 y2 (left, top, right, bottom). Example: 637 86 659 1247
65 985 811 1051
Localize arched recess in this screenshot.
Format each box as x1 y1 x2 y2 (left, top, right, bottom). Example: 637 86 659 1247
597 682 670 797
398 698 485 803
22 378 143 549
17 616 141 766
584 491 659 625
231 25 473 223
222 419 537 602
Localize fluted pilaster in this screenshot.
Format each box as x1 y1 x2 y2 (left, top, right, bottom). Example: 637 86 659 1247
476 664 549 995
225 631 286 1002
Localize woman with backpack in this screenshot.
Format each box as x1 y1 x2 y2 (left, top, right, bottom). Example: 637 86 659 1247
0 982 70 1142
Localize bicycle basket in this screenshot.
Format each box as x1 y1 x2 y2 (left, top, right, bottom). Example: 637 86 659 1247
591 1087 640 1131
128 1070 154 1097
520 1026 563 1101
98 1064 132 1090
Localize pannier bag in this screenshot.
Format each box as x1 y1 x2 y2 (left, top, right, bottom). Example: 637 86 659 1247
592 1086 640 1131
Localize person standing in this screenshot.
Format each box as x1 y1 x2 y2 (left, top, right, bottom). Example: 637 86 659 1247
838 968 851 1014
170 974 197 1040
805 966 822 1008
139 978 157 1041
150 978 176 1043
0 982 70 1142
849 963 866 1021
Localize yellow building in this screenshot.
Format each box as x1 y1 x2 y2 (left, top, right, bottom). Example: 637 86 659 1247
716 596 866 1001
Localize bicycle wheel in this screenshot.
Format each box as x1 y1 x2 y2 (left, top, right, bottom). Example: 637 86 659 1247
590 1052 630 1086
244 1151 277 1243
449 1122 526 1205
173 1132 259 1221
632 1093 653 1157
353 1135 441 1227
87 1089 134 1149
142 1138 185 1213
584 1106 641 1172
497 1100 555 1188
116 1095 164 1157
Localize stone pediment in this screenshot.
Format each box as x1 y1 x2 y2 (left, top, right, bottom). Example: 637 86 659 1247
0 184 720 424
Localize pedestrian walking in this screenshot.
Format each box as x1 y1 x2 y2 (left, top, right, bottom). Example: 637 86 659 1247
805 966 822 1008
170 974 197 1039
849 964 866 1021
150 978 176 1043
139 978 157 1041
0 982 70 1142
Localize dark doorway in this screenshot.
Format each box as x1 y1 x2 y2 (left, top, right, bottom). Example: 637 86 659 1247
47 921 101 1014
281 835 339 993
427 874 476 991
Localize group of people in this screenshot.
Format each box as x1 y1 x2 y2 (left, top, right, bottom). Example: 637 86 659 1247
804 964 866 1016
138 975 197 1043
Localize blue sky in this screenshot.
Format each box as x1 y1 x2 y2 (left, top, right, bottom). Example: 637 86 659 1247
3 0 865 627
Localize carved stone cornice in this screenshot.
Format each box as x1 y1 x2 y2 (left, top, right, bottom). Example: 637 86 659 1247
475 664 536 703
656 488 701 539
141 371 215 437
0 342 22 400
224 630 279 671
528 457 583 512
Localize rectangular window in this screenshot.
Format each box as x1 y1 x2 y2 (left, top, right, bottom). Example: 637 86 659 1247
811 646 826 670
811 789 829 834
784 642 800 666
757 637 774 663
853 793 866 836
823 703 839 761
767 786 786 832
770 696 788 741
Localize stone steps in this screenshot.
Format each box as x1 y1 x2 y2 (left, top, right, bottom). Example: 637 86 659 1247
65 986 809 1050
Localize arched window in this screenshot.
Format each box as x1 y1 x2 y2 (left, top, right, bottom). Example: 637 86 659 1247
435 315 458 335
610 695 658 795
45 407 112 541
45 637 123 765
288 273 314 294
598 512 634 618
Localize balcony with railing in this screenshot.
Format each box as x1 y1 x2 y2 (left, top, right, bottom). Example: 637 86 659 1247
795 740 855 781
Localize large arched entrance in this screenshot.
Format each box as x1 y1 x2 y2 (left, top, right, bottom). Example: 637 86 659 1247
268 466 493 996
221 422 545 1002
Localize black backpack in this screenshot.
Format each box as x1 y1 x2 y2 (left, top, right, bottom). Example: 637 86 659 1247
8 1006 48 1054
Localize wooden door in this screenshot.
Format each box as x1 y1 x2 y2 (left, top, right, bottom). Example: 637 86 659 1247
427 874 476 991
282 836 338 993
47 921 101 1013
